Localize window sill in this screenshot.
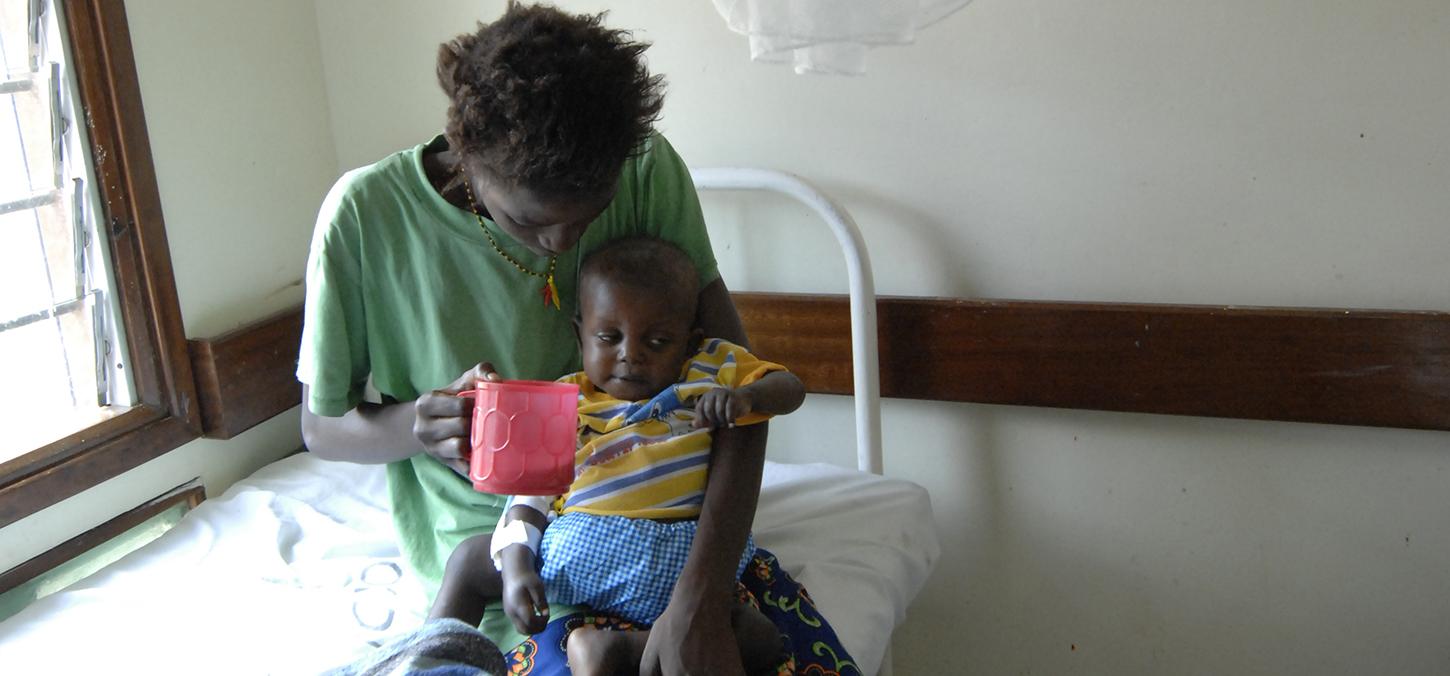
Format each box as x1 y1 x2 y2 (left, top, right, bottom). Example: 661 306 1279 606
0 406 198 529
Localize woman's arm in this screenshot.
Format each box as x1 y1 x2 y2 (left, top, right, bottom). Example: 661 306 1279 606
641 279 768 675
300 362 501 474
300 384 424 464
642 423 768 675
695 277 748 349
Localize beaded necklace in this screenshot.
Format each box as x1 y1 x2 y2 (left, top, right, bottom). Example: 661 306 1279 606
462 181 561 310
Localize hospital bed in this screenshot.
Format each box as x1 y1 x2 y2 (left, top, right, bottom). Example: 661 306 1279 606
0 170 941 675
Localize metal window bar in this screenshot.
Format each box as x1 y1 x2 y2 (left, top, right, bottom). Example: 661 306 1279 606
92 289 108 406
0 290 93 333
71 176 84 302
50 61 63 188
0 189 58 215
28 0 46 72
0 75 34 94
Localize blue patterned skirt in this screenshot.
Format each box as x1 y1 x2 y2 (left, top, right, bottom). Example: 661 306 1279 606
506 547 860 675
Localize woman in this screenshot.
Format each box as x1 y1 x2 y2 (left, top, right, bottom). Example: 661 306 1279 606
300 5 855 674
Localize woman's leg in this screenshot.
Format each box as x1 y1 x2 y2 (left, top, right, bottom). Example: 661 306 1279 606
429 532 503 626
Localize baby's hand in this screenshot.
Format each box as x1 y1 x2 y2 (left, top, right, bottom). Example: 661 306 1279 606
502 568 549 635
694 387 754 429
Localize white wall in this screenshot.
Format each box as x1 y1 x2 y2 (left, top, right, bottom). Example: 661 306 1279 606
0 0 332 571
133 0 338 337
313 1 1450 674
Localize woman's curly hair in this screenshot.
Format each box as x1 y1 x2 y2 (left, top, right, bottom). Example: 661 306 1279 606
437 2 665 197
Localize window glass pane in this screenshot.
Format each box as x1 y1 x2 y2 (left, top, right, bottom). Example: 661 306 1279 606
0 306 78 456
0 1 34 78
54 290 100 403
0 293 118 460
35 183 77 304
0 206 52 319
0 76 57 202
0 0 56 202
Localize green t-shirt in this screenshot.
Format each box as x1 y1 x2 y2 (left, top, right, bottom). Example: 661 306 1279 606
296 133 718 648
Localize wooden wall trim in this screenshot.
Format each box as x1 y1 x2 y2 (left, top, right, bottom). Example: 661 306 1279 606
189 294 1450 439
188 308 305 439
736 293 1450 431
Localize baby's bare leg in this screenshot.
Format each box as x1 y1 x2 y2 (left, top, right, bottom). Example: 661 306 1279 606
429 533 502 626
565 626 648 676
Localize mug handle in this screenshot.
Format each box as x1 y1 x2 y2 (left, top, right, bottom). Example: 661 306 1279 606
453 390 481 462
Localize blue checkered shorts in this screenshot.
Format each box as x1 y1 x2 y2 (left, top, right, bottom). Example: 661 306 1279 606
537 512 756 625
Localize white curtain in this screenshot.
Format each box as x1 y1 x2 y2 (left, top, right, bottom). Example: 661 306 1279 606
711 0 972 75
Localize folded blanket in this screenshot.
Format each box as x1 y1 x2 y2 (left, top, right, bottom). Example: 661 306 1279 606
325 618 505 676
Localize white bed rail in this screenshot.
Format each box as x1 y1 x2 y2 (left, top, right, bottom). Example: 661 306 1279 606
689 168 883 476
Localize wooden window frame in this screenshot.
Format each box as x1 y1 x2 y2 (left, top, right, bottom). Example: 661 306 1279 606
0 0 199 529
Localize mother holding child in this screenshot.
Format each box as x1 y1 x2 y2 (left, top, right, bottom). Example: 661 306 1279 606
300 3 856 675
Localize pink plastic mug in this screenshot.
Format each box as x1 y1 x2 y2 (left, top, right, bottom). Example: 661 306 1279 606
457 380 579 495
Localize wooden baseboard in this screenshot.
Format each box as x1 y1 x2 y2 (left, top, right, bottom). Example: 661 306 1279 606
186 294 1450 438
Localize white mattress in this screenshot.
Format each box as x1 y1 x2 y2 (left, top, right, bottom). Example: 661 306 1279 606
0 453 937 675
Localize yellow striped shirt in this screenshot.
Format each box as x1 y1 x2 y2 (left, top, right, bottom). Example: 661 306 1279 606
554 339 783 519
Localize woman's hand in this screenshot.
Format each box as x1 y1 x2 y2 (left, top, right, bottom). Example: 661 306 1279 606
412 362 501 476
639 590 743 676
693 387 754 430
501 564 550 635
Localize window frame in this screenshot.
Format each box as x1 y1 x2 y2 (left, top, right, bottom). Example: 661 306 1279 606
0 0 199 529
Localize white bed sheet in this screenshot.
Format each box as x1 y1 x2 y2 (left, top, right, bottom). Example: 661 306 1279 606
0 453 936 675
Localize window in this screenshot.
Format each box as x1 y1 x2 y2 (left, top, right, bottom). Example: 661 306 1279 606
1 0 131 461
0 0 198 529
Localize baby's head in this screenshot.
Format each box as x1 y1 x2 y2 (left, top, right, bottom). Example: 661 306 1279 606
576 237 701 402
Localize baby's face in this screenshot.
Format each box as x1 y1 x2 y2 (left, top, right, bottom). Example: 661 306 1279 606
578 281 696 402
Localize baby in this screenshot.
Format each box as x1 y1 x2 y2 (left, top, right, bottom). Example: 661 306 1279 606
431 236 805 675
